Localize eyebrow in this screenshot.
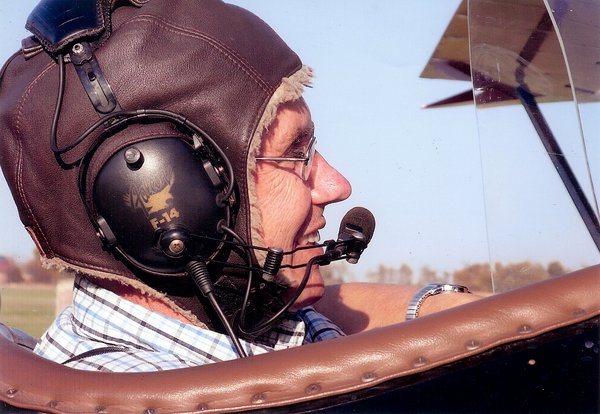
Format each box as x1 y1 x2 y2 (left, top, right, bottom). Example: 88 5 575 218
292 122 315 145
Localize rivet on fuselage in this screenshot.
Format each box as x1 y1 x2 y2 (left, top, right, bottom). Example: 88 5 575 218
413 357 428 367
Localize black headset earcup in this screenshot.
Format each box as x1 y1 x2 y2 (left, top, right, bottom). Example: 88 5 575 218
92 137 228 273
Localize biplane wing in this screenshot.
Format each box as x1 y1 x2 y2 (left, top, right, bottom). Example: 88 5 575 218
421 0 600 107
422 0 600 253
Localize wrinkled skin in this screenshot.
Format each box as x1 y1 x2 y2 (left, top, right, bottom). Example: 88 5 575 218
254 99 352 310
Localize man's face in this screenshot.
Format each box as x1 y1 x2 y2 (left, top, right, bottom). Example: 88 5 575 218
254 99 352 309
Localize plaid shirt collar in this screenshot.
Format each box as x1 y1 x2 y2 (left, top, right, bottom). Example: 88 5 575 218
34 275 343 372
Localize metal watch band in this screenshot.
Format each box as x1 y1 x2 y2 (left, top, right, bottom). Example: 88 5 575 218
405 283 471 320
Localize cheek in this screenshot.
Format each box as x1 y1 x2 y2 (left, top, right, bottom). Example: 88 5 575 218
255 170 312 247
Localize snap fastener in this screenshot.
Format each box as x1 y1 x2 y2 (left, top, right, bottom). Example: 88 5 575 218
518 324 532 334
413 357 428 367
465 339 481 350
305 383 321 395
6 388 18 397
47 401 59 409
361 372 378 383
251 393 267 404
71 43 84 55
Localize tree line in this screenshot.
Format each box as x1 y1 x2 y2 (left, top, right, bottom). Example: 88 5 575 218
0 252 64 284
321 260 571 293
1 251 572 293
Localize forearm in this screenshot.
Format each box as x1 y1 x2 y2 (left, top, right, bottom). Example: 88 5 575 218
314 282 478 335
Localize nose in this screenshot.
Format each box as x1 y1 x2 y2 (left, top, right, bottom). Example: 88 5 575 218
309 152 352 205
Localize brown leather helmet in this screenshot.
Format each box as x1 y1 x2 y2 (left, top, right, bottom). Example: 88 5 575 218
0 0 312 329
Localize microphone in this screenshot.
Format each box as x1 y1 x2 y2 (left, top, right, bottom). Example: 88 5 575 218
240 207 376 337
324 207 376 264
258 207 376 275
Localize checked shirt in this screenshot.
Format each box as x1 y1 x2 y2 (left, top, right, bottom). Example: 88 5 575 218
34 275 344 372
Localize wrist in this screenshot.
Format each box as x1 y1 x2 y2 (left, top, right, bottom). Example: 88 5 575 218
405 283 471 320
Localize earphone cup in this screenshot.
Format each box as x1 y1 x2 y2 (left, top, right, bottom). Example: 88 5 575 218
92 137 227 273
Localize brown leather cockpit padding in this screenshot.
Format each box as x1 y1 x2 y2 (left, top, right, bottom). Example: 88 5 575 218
0 265 598 413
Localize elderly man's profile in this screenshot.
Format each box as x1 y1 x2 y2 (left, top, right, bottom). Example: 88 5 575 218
0 0 476 370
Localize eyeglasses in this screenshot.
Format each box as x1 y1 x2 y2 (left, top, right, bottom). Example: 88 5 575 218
256 134 317 181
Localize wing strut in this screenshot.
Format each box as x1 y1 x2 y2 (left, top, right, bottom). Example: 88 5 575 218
514 9 600 251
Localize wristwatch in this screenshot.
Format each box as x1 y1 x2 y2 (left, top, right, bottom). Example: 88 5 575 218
405 283 471 320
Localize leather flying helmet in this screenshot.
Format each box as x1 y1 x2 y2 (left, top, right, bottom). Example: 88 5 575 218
0 0 312 328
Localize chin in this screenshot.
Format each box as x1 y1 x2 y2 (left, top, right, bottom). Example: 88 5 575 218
288 267 325 311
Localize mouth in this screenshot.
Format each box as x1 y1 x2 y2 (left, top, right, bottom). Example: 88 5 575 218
296 230 321 246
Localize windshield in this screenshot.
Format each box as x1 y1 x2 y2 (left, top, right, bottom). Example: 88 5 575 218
469 0 600 292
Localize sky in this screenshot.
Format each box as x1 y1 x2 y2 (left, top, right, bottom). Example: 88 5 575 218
0 0 598 280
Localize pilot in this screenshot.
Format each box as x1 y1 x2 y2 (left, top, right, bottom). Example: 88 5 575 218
0 0 477 371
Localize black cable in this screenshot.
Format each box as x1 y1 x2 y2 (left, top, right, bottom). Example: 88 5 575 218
206 246 340 272
186 260 247 358
189 226 351 338
69 109 236 211
218 225 254 330
193 232 334 258
237 252 329 337
50 54 66 154
208 224 334 338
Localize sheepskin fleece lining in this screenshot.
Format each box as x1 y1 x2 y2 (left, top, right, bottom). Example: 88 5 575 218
247 65 313 263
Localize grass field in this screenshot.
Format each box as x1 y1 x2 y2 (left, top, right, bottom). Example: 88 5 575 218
0 284 56 338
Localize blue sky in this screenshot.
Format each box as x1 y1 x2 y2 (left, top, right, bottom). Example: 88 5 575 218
1 1 598 279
